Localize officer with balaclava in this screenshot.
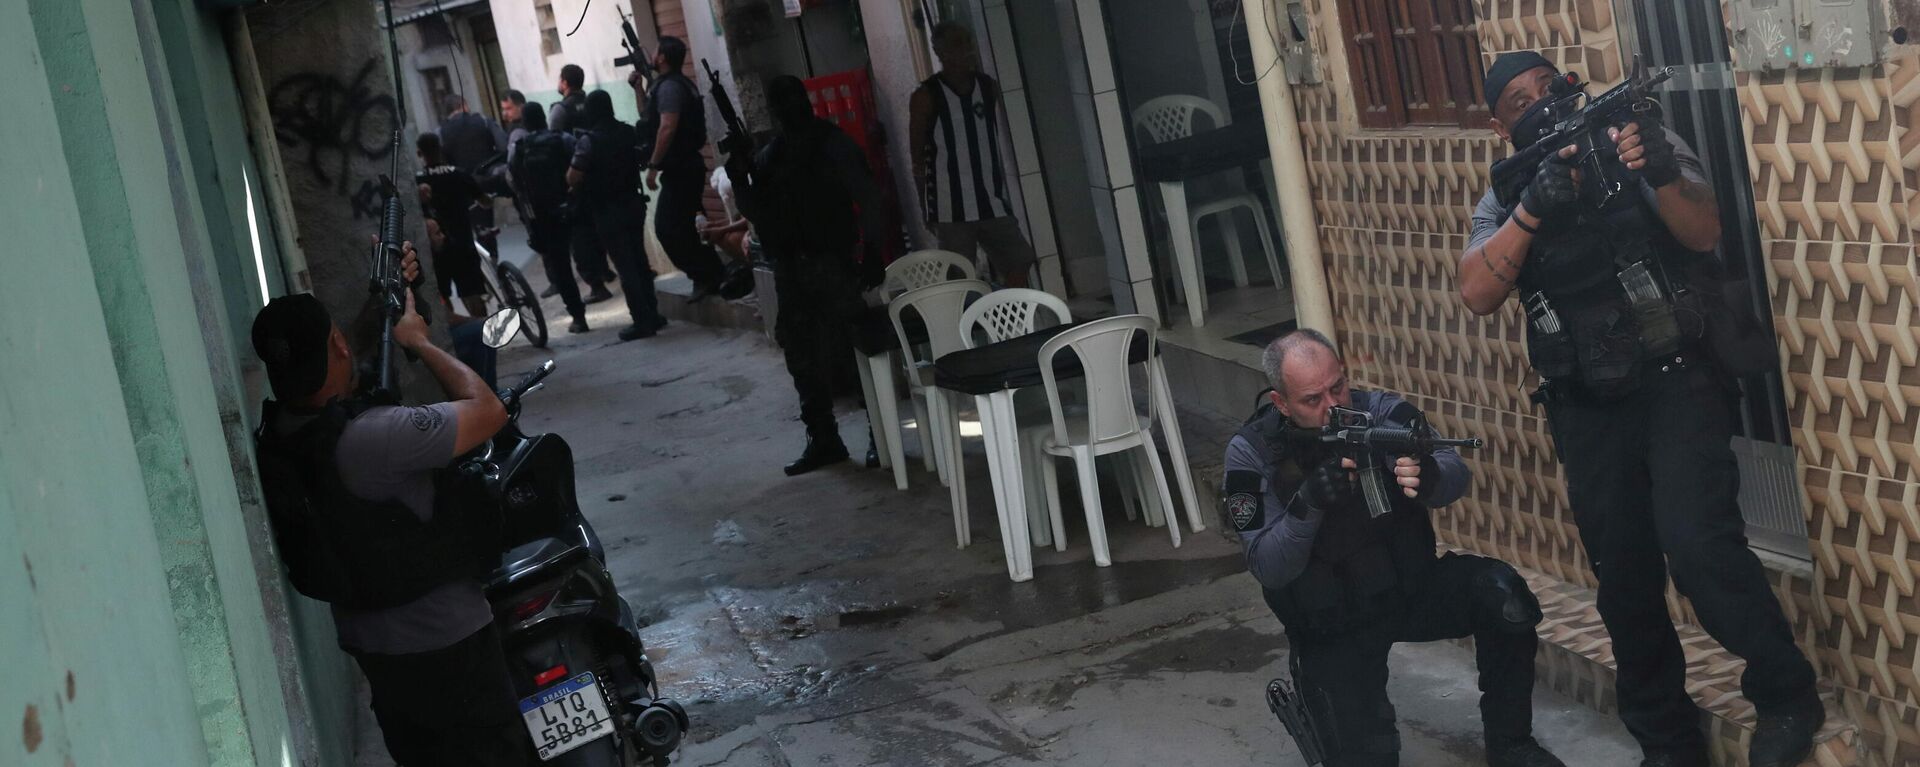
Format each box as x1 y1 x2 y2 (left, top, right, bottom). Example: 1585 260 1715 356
725 75 886 476
1458 51 1821 767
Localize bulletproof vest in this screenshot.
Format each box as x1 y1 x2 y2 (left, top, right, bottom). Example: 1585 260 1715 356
253 397 498 610
1502 152 1704 401
584 121 641 204
645 73 708 168
1238 396 1437 635
751 121 861 260
513 130 573 212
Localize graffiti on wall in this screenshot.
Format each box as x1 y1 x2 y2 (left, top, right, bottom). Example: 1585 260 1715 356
267 58 399 217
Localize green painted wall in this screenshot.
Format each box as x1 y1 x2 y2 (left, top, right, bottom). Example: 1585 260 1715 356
522 83 644 125
2 2 216 763
3 1 382 765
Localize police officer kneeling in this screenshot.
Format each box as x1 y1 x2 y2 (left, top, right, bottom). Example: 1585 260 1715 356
1227 330 1563 767
1460 52 1820 767
251 248 530 767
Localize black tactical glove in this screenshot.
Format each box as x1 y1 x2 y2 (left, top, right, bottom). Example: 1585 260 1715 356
1296 457 1357 515
1632 118 1682 188
1518 151 1581 222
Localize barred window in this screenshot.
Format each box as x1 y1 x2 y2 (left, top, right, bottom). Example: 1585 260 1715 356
1335 0 1487 128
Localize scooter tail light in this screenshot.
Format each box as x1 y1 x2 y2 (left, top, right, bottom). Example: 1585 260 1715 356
509 589 559 623
533 664 569 687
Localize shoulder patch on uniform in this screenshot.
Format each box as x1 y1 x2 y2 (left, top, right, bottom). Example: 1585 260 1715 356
1222 470 1266 532
1227 492 1263 532
408 406 444 432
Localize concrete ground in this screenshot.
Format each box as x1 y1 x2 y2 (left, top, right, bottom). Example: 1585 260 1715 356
355 237 1642 766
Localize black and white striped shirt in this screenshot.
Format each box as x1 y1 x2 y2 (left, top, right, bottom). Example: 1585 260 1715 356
921 73 1012 224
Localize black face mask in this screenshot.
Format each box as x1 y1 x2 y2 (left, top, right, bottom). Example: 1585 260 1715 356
1508 96 1560 150
1507 76 1582 150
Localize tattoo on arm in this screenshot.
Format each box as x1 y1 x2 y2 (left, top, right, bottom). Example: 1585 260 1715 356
1674 178 1715 205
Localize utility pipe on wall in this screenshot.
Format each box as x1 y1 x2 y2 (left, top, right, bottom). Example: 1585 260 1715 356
1243 0 1333 334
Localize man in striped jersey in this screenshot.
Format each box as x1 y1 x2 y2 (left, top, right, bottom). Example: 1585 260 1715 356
910 21 1037 288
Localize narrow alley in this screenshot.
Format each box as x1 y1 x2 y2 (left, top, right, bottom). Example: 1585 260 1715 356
357 257 1640 766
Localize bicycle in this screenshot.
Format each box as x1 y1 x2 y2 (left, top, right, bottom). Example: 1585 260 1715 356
473 225 548 349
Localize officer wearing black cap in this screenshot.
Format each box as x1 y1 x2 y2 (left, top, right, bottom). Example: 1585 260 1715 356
249 245 531 767
1226 330 1565 767
1459 51 1821 767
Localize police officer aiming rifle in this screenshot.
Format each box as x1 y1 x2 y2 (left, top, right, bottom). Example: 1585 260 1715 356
1228 330 1563 767
1459 51 1821 767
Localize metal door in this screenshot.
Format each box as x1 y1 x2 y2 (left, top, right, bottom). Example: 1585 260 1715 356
1614 0 1810 558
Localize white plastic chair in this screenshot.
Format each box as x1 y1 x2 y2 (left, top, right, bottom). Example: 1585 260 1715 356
883 249 977 299
1030 315 1182 566
889 279 991 547
958 289 1073 551
857 249 982 488
1131 95 1284 328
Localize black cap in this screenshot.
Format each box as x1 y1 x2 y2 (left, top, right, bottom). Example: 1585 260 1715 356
1483 51 1556 110
251 293 334 401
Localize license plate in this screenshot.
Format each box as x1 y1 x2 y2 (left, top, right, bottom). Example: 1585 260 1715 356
519 672 616 760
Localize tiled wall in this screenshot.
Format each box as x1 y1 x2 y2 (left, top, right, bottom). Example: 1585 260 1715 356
971 0 1162 315
1289 0 1920 762
1736 50 1920 765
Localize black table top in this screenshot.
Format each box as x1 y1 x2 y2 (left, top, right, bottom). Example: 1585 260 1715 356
852 304 928 356
1136 121 1271 183
932 320 1155 395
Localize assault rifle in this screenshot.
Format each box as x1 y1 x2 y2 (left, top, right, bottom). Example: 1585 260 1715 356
1284 405 1483 519
1489 55 1675 211
704 58 753 160
614 6 651 91
366 130 427 401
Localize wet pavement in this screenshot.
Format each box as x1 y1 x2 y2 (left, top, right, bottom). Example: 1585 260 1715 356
354 258 1641 766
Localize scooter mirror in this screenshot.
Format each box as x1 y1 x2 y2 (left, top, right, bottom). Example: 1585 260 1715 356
482 308 522 349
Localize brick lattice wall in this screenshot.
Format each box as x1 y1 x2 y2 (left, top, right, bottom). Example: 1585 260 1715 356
1290 0 1920 762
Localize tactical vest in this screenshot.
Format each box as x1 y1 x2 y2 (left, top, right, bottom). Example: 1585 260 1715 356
584 121 642 204
253 398 498 611
1499 152 1705 401
1239 399 1437 635
643 72 708 170
751 122 861 260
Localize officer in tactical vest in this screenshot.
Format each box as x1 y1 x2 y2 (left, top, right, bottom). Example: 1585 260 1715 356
1459 52 1821 767
727 75 887 475
568 90 670 341
1226 330 1563 767
250 246 530 766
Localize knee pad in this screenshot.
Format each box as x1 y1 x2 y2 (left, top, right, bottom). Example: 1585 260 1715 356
1473 561 1543 633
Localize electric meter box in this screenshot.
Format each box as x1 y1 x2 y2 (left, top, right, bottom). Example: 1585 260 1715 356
1727 0 1883 71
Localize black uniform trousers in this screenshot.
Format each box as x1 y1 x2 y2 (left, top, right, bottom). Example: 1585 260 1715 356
654 165 726 289
772 252 862 441
1289 553 1538 767
573 196 664 328
564 197 614 286
350 622 532 767
528 209 585 322
1545 358 1815 756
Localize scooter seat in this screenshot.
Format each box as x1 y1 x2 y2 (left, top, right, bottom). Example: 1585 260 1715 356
486 537 588 591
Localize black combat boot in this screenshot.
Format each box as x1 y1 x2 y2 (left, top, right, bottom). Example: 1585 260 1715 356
1486 738 1567 767
1639 748 1709 767
1749 695 1822 767
784 434 849 476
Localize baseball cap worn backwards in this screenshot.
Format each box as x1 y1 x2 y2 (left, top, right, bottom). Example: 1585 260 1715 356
251 293 334 401
1483 51 1556 109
